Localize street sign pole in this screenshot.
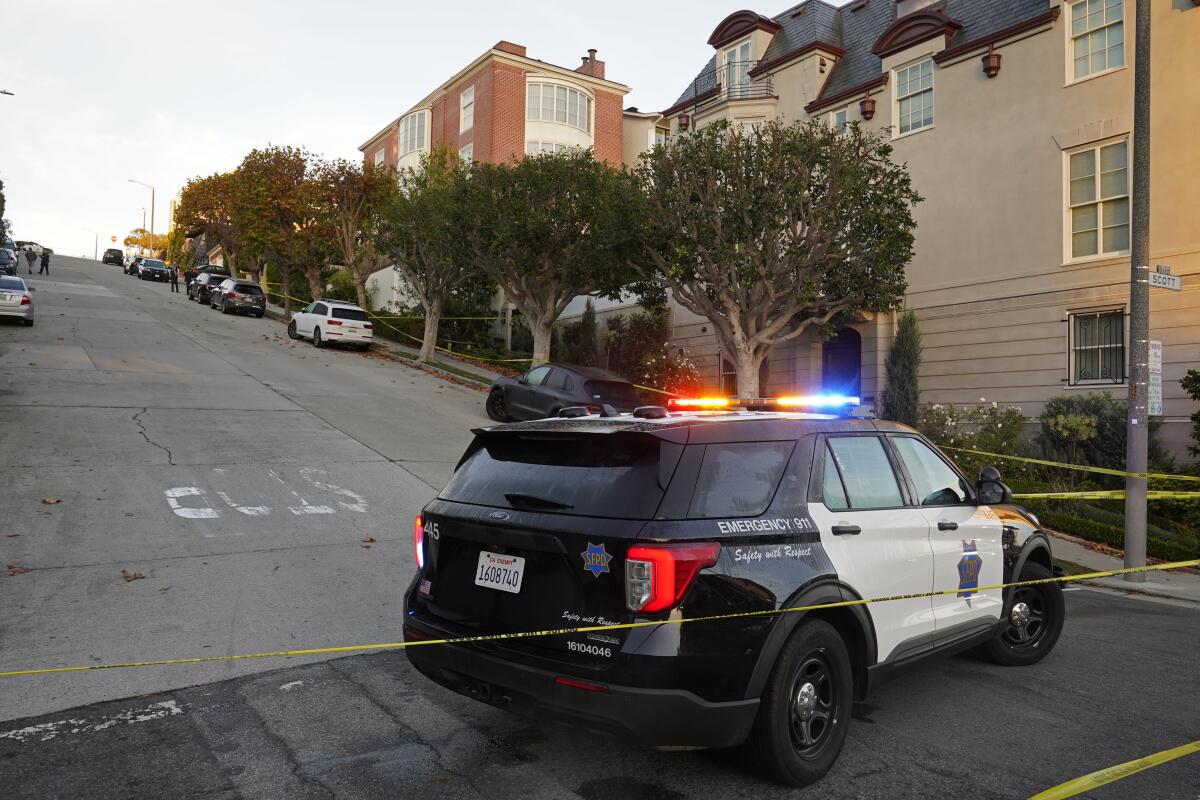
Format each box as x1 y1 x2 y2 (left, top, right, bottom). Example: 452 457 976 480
1123 0 1151 583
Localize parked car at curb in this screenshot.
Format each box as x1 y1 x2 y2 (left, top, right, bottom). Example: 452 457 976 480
102 248 124 266
0 275 35 326
125 256 143 276
287 299 373 350
186 266 230 299
485 364 641 422
404 398 1063 787
210 278 266 317
137 258 171 281
0 248 16 276
191 272 228 304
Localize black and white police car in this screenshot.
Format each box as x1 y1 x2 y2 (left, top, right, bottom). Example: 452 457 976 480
403 395 1063 786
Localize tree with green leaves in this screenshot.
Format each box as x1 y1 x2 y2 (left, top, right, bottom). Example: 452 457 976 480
880 310 922 425
559 298 599 366
174 171 242 275
1181 369 1200 459
456 148 643 364
375 148 475 362
317 158 398 310
636 119 921 398
234 145 311 286
123 228 169 255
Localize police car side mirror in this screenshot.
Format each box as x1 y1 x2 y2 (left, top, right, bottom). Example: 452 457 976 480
976 479 1011 505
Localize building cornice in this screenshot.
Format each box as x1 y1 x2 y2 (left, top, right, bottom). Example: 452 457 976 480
804 72 888 114
747 39 845 77
932 8 1061 65
707 10 782 49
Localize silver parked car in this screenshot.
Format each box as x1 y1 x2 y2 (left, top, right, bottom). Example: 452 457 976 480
0 275 35 326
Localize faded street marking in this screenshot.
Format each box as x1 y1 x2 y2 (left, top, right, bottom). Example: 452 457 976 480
164 487 219 519
300 467 369 512
216 490 271 517
0 701 184 743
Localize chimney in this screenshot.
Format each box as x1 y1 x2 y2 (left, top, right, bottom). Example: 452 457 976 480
494 41 527 57
575 48 605 79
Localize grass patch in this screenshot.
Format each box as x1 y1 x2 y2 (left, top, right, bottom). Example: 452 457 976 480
427 360 492 385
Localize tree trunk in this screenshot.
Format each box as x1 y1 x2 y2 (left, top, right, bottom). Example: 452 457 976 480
354 276 369 311
303 267 324 302
419 298 442 363
733 347 766 399
282 265 292 317
531 316 554 364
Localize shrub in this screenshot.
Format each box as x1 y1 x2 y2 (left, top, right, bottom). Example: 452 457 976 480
605 309 701 397
557 299 599 366
1183 368 1200 459
1037 392 1169 482
918 401 1029 481
880 310 922 425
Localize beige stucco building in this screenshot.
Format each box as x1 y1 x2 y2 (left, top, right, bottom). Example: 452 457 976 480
656 0 1200 455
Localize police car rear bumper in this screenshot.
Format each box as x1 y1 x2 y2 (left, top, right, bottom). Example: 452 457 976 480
404 621 759 748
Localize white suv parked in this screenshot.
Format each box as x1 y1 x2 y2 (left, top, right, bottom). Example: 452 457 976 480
287 300 374 350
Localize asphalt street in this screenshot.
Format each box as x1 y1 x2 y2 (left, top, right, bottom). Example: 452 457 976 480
2 256 1198 798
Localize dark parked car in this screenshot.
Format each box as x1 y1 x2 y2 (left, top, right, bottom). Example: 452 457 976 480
183 263 228 287
0 249 15 276
102 248 124 266
191 272 228 304
485 364 642 422
210 279 266 317
138 258 171 281
125 256 144 276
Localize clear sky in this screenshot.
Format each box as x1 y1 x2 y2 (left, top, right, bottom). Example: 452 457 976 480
1 0 836 258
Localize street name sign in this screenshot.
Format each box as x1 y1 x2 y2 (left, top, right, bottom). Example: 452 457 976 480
1149 271 1182 291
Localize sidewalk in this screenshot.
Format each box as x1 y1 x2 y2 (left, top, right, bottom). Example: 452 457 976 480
1047 529 1200 605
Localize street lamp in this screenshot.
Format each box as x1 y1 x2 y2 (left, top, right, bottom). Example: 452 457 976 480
0 90 13 97
128 179 155 255
81 227 99 260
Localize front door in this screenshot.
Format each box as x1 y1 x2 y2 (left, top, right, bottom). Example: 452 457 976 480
887 435 1004 636
807 434 935 662
821 328 862 399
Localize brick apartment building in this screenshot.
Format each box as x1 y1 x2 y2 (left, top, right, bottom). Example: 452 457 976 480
358 41 629 170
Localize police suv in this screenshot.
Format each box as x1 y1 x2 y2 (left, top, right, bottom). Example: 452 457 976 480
403 397 1064 786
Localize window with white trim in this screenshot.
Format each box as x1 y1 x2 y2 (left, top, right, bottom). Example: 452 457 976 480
1068 309 1125 384
459 143 473 161
831 107 849 134
895 59 933 135
525 141 569 155
460 86 474 133
1069 0 1124 80
654 127 669 147
1067 139 1128 259
400 111 426 156
526 83 591 132
373 149 385 166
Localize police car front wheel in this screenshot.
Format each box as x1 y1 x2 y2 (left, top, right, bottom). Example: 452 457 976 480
743 619 853 786
981 561 1064 667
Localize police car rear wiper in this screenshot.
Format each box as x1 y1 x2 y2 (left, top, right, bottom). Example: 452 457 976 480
504 492 574 511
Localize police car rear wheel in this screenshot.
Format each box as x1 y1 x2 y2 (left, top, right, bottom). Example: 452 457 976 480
744 619 852 786
982 561 1063 667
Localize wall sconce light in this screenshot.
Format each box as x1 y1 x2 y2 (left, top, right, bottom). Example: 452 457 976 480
678 113 691 131
860 94 876 120
982 43 1002 78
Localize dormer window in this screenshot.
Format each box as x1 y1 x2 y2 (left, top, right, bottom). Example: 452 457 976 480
724 39 753 98
896 0 941 17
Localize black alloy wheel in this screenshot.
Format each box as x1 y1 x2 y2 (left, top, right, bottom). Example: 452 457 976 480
485 390 510 422
743 619 852 786
312 328 324 348
982 561 1064 666
287 320 298 339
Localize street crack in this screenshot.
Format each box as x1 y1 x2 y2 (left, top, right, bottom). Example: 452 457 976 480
132 407 175 465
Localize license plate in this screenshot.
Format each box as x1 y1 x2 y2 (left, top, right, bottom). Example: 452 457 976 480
474 550 524 594
347 326 359 333
0 294 10 302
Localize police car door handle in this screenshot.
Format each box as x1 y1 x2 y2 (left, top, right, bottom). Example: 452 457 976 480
831 525 861 536
937 521 959 531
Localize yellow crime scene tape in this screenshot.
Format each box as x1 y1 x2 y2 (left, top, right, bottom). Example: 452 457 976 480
1012 490 1200 500
1 559 1194 679
940 445 1200 484
1029 739 1200 800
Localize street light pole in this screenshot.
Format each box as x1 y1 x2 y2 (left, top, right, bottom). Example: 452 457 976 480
81 227 98 260
128 179 156 256
1123 0 1151 583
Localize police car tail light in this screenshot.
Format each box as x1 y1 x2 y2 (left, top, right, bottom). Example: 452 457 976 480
413 515 425 569
625 543 720 613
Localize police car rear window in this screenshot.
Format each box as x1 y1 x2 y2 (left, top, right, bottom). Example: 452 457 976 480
440 433 670 519
687 441 794 519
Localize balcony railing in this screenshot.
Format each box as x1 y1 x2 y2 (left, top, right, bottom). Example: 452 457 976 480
673 60 774 112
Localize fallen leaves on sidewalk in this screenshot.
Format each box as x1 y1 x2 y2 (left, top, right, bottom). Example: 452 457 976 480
361 536 377 549
121 569 145 582
7 565 32 576
41 497 62 505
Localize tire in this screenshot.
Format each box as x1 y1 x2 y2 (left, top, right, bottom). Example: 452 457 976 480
742 619 853 787
981 561 1064 667
23 318 33 327
485 390 511 422
255 311 264 319
312 328 324 348
287 320 298 339
221 299 231 314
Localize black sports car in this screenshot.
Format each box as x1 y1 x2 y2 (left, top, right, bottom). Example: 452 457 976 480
485 363 642 422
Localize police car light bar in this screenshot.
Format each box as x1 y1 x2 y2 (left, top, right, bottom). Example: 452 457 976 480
667 395 859 411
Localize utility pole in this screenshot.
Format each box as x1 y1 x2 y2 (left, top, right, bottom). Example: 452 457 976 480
81 227 99 260
1124 0 1151 583
129 179 156 255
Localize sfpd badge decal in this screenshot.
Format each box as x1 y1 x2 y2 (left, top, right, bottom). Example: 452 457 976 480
957 540 983 607
580 542 612 578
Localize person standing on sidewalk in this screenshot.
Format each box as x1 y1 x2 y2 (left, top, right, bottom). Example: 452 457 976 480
24 248 36 274
38 250 50 274
170 265 180 293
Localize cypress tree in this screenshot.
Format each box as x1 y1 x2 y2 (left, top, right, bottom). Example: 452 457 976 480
880 310 922 425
